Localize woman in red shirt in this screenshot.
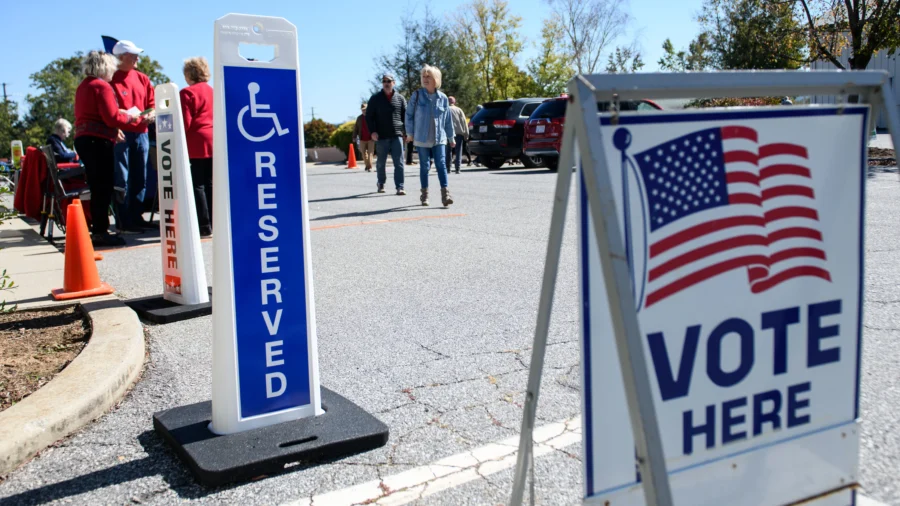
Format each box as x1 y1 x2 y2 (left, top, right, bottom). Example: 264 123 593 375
180 57 214 237
74 50 140 246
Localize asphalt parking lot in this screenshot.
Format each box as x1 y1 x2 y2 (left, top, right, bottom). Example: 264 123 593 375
0 161 897 505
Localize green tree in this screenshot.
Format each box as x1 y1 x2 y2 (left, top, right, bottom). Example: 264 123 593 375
699 0 806 69
23 53 83 147
658 35 714 72
791 0 900 70
605 45 645 73
453 0 529 102
526 18 575 96
304 118 336 148
136 55 172 86
0 100 22 159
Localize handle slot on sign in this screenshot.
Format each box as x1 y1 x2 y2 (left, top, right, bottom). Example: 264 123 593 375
239 42 277 63
158 98 171 110
278 436 317 448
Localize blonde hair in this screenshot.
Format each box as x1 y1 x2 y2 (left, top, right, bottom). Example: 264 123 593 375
82 51 118 81
421 65 442 89
183 57 211 83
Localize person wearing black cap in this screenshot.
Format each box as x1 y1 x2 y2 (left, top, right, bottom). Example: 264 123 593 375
365 73 407 195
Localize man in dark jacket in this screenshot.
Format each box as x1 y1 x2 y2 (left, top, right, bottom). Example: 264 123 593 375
365 73 407 195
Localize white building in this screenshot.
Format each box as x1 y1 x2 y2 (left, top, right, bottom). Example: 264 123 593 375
809 50 900 128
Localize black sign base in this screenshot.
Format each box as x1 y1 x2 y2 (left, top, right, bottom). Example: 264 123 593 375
152 387 389 487
124 287 213 324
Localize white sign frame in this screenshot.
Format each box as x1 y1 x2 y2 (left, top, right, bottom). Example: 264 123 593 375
210 13 321 435
154 83 209 306
509 70 900 506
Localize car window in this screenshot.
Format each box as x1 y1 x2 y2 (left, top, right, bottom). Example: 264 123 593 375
472 102 513 122
520 103 540 117
530 100 567 119
637 101 659 111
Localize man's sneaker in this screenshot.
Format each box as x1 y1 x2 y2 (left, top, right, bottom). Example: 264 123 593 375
397 189 406 196
377 184 385 193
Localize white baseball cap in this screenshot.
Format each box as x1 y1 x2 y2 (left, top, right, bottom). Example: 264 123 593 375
112 40 144 56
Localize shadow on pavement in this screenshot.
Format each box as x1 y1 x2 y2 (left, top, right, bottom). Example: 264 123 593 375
311 206 437 221
0 431 211 504
0 430 346 504
309 192 381 204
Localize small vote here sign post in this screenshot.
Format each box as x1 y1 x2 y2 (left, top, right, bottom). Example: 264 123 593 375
580 106 867 505
210 14 320 435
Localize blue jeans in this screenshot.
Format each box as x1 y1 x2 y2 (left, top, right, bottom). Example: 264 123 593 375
114 132 149 227
375 137 405 190
418 145 448 189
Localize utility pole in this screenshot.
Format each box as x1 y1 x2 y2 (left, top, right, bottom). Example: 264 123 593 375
1 83 7 103
311 107 315 120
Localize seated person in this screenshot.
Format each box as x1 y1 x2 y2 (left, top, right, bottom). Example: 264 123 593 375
47 118 78 163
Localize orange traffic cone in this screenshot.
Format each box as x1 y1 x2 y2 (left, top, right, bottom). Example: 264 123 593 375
51 199 114 300
347 144 358 169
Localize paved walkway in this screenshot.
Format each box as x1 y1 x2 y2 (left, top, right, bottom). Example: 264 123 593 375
0 163 897 505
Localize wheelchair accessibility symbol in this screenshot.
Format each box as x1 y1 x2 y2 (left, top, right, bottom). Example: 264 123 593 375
237 82 290 142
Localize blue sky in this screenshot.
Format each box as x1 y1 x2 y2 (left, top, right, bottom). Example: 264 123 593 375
1 0 703 124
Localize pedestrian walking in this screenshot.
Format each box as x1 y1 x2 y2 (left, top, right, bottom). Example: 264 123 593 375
406 65 455 207
447 96 468 174
180 56 214 238
74 50 141 246
353 103 375 172
110 39 155 233
365 73 407 195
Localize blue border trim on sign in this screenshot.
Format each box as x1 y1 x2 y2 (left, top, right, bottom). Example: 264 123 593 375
854 108 869 420
582 105 868 498
579 169 595 497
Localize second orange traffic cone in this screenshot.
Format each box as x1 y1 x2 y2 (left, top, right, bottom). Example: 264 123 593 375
347 144 358 169
51 199 114 300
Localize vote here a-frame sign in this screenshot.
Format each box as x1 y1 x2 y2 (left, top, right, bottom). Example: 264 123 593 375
510 71 900 506
210 13 321 435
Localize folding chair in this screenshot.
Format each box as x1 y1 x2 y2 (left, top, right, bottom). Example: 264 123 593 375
39 146 89 242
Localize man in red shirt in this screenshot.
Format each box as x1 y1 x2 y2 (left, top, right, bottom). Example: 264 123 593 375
111 39 155 232
353 102 374 171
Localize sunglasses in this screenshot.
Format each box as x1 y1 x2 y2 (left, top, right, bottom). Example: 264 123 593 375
382 80 393 84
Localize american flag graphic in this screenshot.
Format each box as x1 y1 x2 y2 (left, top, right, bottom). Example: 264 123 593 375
632 125 831 308
158 114 174 133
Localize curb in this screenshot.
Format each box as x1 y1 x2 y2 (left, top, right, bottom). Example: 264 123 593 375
0 298 145 475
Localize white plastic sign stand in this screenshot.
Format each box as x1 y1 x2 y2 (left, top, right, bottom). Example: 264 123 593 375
151 14 388 488
155 84 209 306
509 70 900 506
123 84 211 325
210 13 320 435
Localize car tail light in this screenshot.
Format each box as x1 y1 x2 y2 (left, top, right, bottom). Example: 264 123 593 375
550 117 565 125
467 120 473 129
493 119 516 129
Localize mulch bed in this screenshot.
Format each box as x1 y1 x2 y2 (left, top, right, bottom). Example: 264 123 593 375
868 147 896 166
0 306 90 412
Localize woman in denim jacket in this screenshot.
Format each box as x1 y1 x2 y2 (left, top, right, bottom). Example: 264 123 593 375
405 65 456 207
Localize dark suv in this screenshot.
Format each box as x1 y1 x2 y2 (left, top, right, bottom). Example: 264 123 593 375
523 97 662 170
468 98 550 169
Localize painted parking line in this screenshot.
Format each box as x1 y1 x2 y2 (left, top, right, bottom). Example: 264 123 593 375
282 415 888 506
282 417 581 506
97 214 466 253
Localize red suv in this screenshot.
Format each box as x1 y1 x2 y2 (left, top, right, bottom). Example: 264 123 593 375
523 97 662 170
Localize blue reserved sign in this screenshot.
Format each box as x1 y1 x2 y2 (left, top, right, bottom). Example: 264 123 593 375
223 65 311 418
